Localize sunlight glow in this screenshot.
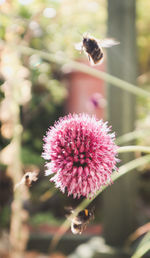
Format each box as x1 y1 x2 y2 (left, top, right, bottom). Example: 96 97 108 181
18 0 33 5
0 0 5 5
43 8 56 18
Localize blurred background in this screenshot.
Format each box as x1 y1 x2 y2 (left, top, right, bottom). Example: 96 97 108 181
0 0 150 257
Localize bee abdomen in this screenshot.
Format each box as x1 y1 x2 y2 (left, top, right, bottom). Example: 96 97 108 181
91 48 103 64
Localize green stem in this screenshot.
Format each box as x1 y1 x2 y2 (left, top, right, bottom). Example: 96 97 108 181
15 45 150 99
131 240 150 258
69 61 150 98
116 130 150 145
118 145 150 154
78 155 150 209
131 230 150 258
50 154 150 250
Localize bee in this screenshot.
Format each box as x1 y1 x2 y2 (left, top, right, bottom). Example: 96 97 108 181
14 171 38 190
75 34 120 65
65 206 95 235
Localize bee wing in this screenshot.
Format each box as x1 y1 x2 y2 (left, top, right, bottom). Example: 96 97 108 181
65 206 75 218
74 42 83 51
64 206 74 212
98 38 120 48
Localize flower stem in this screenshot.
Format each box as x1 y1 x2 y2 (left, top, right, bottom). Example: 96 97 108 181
50 154 150 250
118 145 150 154
131 239 150 258
69 61 150 99
116 129 150 145
79 155 150 209
14 44 150 99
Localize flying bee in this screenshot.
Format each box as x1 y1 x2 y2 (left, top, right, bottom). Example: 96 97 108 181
75 34 120 65
14 171 38 190
65 206 95 235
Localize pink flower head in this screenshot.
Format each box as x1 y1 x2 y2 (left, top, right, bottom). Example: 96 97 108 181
42 113 118 199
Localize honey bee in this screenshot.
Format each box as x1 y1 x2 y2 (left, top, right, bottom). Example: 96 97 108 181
75 34 120 65
65 207 95 234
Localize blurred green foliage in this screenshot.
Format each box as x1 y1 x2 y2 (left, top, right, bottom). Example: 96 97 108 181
29 211 63 226
0 0 107 164
0 1 150 246
137 0 150 73
136 0 150 122
0 205 11 228
0 0 150 164
0 1 107 233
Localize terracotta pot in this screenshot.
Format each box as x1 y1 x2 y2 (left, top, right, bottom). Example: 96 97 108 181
64 59 106 119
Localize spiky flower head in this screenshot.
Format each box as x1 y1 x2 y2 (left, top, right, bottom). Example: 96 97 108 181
42 113 118 199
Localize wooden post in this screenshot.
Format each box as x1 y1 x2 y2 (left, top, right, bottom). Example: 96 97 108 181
103 0 137 246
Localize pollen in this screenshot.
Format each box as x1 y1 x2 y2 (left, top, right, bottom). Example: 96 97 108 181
85 209 89 216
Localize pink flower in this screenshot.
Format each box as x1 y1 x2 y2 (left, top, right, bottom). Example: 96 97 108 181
42 113 118 199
